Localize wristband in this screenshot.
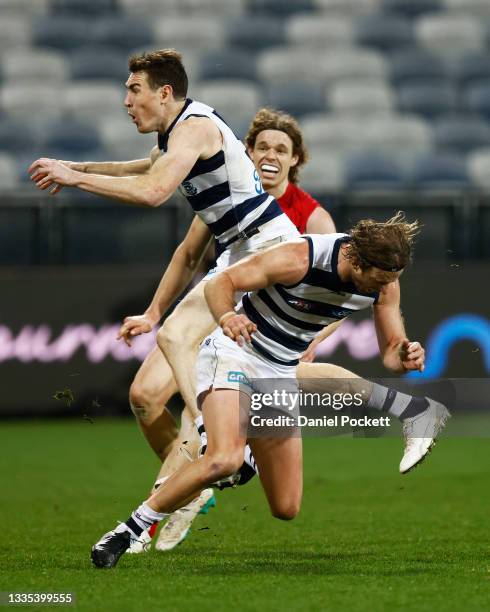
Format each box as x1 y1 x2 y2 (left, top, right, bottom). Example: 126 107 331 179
218 311 236 327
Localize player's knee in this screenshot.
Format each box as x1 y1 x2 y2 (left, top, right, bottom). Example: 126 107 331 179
204 451 243 483
270 499 301 521
129 380 163 421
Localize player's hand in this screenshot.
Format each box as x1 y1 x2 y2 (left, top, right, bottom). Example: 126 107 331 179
300 343 316 363
28 158 77 193
117 314 157 347
221 314 257 347
399 339 425 372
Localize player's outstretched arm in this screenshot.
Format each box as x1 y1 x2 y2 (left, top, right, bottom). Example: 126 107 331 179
373 280 425 374
29 118 216 207
118 215 212 345
204 239 310 345
305 206 336 234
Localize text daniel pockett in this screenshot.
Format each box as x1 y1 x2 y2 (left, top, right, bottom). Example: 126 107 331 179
250 413 392 428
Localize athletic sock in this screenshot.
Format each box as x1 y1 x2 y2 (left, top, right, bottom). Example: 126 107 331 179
367 383 429 421
125 502 168 538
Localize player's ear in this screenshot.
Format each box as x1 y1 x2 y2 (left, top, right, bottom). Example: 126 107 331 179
160 84 173 104
290 154 299 167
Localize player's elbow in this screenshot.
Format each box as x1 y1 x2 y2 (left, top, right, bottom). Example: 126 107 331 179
142 187 169 207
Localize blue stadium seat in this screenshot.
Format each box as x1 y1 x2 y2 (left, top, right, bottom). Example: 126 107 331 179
389 49 448 86
49 0 119 16
69 47 128 82
464 82 490 121
0 119 39 153
345 152 408 190
434 117 490 153
246 0 314 16
355 14 414 51
264 82 326 117
452 53 490 87
199 50 257 82
381 0 442 17
226 16 285 51
397 82 458 118
92 17 153 50
411 153 470 190
32 16 92 50
44 120 101 154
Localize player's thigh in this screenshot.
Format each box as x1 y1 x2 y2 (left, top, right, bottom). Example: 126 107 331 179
249 436 303 520
158 280 216 348
200 389 248 472
131 344 178 405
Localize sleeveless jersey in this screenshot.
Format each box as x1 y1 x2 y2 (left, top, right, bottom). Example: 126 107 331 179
239 233 379 366
158 98 291 248
278 182 320 234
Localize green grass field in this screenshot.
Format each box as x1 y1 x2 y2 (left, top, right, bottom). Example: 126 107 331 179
1 419 488 612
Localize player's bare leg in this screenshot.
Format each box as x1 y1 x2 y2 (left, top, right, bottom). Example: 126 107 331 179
249 436 303 520
92 389 248 568
157 281 217 419
129 345 179 462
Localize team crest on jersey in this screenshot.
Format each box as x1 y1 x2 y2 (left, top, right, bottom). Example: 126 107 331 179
182 181 198 196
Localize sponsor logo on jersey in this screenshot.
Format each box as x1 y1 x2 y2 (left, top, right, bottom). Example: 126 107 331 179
227 371 251 387
289 299 312 311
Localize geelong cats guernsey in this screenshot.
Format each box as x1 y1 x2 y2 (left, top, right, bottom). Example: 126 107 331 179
158 98 295 248
240 233 379 366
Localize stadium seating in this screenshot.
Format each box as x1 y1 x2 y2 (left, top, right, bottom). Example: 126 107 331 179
226 16 286 51
313 0 381 16
380 0 442 18
345 151 408 190
32 16 92 50
264 82 327 117
321 49 389 84
397 82 459 118
69 47 129 82
199 49 258 82
433 116 490 153
118 0 246 17
0 0 48 15
258 47 328 84
0 118 40 153
451 53 490 87
285 15 354 48
388 49 449 86
153 16 225 51
0 83 64 119
300 114 369 152
63 81 125 122
92 17 153 51
97 116 155 161
1 49 69 84
467 148 490 192
328 81 395 115
0 153 18 190
441 0 490 17
246 0 314 17
44 119 101 154
299 148 345 193
362 115 432 154
464 82 490 121
193 80 262 135
50 0 119 16
415 14 484 55
411 152 470 190
0 17 32 52
354 14 414 50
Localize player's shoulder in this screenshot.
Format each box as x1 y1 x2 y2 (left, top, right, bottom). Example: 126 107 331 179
304 232 348 267
289 182 320 207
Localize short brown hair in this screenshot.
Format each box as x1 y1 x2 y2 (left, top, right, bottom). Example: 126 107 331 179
128 49 188 99
346 212 420 272
245 107 308 184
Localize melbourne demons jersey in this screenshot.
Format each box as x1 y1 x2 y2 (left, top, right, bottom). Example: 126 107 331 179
158 98 292 248
240 233 379 366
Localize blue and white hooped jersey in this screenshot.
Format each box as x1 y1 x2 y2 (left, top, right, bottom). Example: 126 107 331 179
158 98 289 248
239 233 379 366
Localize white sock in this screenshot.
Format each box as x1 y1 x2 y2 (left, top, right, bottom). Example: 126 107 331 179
125 502 167 537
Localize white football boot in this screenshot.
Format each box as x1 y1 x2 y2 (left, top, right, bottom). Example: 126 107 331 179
399 398 451 474
155 488 216 552
126 528 153 554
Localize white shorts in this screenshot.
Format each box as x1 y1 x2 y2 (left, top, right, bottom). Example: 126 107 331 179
205 216 299 279
196 327 298 401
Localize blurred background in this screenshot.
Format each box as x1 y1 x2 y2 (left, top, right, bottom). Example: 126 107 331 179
1 0 489 417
